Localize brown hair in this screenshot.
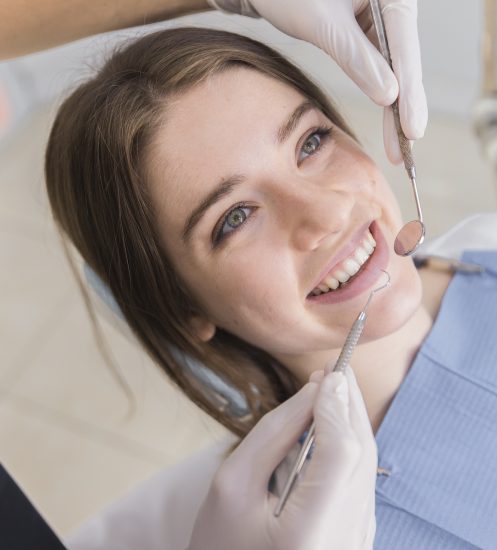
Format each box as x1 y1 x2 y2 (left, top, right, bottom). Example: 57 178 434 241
45 27 356 438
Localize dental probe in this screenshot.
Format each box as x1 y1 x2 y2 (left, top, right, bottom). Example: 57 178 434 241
274 271 391 518
369 0 425 256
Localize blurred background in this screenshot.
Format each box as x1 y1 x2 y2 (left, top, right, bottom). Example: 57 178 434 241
1 0 496 540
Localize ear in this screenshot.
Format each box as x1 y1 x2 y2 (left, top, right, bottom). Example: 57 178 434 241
189 315 216 342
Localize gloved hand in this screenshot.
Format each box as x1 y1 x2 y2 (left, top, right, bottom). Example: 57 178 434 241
207 0 427 165
187 365 378 550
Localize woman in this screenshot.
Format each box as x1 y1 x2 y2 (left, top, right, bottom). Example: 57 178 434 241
45 27 497 549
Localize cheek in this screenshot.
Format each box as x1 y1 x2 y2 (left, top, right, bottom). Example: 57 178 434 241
188 254 293 326
362 164 403 225
363 254 422 342
343 146 403 224
378 179 404 228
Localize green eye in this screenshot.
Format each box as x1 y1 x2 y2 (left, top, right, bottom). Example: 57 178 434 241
302 134 321 155
226 207 246 229
213 204 253 246
298 126 332 162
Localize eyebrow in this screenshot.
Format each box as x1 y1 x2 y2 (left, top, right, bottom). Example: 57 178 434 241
181 99 318 245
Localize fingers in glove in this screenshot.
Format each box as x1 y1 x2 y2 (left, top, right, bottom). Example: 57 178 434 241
319 6 398 106
343 365 375 445
218 380 319 504
383 106 404 165
309 369 325 383
381 0 428 139
363 505 377 550
311 371 363 474
280 371 363 521
345 366 378 487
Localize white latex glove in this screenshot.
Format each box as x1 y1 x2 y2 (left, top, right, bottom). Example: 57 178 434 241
207 0 427 165
187 366 378 550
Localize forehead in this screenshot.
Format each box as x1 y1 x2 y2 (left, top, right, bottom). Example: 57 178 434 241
144 68 306 240
159 67 303 149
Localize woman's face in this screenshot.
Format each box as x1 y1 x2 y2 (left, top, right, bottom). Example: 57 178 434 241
145 67 422 367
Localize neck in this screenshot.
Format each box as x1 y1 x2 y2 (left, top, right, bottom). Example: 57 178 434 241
287 305 433 434
351 306 432 433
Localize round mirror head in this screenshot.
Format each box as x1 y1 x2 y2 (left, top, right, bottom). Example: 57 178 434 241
394 220 425 256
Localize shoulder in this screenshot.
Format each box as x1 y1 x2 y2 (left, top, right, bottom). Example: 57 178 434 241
418 267 452 321
415 212 497 320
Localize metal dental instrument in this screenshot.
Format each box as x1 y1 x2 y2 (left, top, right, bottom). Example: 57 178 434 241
413 254 486 274
414 253 497 278
274 271 391 518
369 0 425 257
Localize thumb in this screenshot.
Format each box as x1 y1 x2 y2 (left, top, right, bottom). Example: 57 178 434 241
311 371 363 483
313 371 352 442
225 380 319 502
273 372 359 518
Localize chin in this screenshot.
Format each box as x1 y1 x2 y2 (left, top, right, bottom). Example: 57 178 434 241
361 260 423 342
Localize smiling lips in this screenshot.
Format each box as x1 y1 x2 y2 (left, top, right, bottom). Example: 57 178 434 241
309 229 377 296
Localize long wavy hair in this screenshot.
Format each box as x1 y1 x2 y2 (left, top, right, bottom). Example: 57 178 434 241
45 27 356 438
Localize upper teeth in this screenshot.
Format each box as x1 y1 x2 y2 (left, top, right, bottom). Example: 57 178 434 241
311 230 376 295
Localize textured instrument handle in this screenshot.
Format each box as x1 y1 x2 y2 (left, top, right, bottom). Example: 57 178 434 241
330 318 365 374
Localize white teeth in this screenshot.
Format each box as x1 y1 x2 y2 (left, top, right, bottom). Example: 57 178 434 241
334 269 351 283
310 227 378 297
363 239 374 254
343 258 361 276
323 275 340 290
354 247 370 265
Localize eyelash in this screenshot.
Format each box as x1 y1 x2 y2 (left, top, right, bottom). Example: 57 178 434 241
211 125 333 248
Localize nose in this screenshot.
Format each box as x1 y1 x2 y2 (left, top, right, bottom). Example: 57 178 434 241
279 182 356 251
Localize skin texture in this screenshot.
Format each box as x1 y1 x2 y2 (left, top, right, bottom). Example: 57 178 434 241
145 67 439 432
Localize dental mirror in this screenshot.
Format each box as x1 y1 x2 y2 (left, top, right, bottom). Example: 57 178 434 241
394 219 425 256
393 160 425 256
369 0 426 256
